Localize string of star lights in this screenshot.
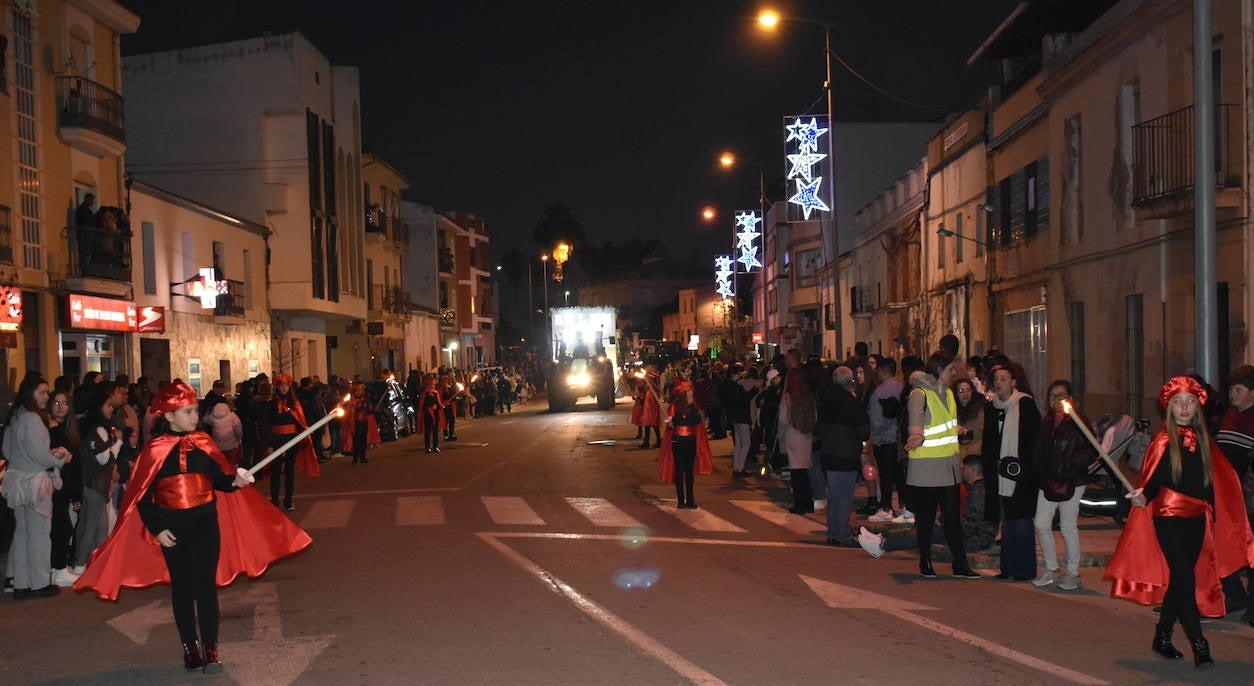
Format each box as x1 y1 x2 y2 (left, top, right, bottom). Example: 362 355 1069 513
714 255 735 299
734 210 762 271
785 116 831 220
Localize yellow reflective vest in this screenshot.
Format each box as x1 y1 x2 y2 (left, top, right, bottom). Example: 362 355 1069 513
908 387 959 459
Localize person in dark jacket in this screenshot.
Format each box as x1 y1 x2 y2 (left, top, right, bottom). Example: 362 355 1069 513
724 365 759 477
1032 380 1095 591
981 362 1041 581
819 367 869 546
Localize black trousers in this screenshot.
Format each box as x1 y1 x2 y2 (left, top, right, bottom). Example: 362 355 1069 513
1155 515 1206 640
50 490 75 570
640 425 660 446
874 444 904 508
912 485 968 567
352 423 369 464
160 510 222 644
790 468 813 511
269 452 296 506
672 439 696 505
424 414 441 450
444 407 457 437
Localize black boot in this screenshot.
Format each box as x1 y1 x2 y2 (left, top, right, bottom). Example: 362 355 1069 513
919 554 937 579
202 641 224 674
182 641 204 671
1191 637 1213 669
1151 627 1183 660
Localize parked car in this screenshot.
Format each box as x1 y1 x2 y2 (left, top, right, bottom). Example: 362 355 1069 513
366 378 413 441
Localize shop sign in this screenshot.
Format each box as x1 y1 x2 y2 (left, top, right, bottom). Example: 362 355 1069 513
0 332 16 348
66 293 137 332
751 332 764 344
136 306 166 333
0 288 22 331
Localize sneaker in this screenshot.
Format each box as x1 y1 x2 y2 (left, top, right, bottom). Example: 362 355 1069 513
1032 569 1060 587
71 565 86 575
855 501 880 516
51 568 79 587
867 509 894 523
891 509 915 524
813 499 827 512
1057 572 1080 591
857 527 885 558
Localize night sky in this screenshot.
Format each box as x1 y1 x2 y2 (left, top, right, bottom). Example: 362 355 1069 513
118 0 1011 263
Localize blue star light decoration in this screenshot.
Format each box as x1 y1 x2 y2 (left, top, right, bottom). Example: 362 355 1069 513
789 177 830 220
714 255 735 299
786 151 826 182
785 117 828 153
734 211 762 271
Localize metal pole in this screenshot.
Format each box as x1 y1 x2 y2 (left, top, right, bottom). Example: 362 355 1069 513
824 25 842 359
1194 0 1217 381
542 259 550 359
527 261 534 344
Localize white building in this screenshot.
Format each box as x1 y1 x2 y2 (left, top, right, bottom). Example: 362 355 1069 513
121 32 366 380
127 181 271 390
400 201 442 372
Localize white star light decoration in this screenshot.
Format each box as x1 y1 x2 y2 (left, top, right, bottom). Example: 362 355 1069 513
785 116 832 220
714 255 735 299
734 211 762 271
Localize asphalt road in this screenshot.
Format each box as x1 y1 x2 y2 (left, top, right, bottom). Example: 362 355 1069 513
5 397 1254 685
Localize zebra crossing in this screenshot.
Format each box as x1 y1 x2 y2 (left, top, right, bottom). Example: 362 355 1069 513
296 493 825 538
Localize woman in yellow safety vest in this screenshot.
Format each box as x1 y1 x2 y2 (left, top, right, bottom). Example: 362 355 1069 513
904 351 980 579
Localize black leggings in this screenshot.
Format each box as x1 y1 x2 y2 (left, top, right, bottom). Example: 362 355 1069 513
912 485 968 567
641 425 660 445
424 414 441 449
50 490 75 570
875 444 906 508
269 452 296 506
160 512 222 644
1155 515 1206 640
672 439 696 505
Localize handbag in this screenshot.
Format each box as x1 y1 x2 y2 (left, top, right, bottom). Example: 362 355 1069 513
1042 479 1075 502
997 456 1024 481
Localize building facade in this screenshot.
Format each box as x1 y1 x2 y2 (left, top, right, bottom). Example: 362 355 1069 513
400 200 441 373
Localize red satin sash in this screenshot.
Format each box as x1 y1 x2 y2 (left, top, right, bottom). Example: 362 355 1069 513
272 424 299 435
672 425 697 437
1151 489 1209 519
154 472 214 509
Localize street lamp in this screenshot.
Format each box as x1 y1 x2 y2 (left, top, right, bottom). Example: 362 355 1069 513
936 226 988 247
717 149 770 302
541 254 550 359
757 7 842 357
445 341 459 369
701 206 717 222
564 290 570 306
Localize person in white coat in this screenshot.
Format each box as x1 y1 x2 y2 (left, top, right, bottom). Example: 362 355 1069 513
779 371 816 514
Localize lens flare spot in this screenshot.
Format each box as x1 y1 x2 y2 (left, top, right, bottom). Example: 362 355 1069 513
619 528 649 549
613 568 661 590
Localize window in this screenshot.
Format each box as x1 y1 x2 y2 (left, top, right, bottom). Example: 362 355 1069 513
1117 80 1140 222
1069 302 1085 400
937 224 945 269
955 213 964 263
992 157 1050 247
141 222 156 295
1003 306 1047 398
1125 294 1144 416
1064 115 1082 244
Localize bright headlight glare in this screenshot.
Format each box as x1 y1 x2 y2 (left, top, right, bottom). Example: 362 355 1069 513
567 372 590 387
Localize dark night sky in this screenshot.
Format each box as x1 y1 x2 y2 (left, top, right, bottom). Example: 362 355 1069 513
117 0 1012 262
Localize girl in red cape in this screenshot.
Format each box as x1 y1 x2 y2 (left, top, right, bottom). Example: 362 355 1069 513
1105 376 1254 668
417 374 447 453
638 369 662 449
657 381 712 508
261 372 320 511
74 381 312 674
340 382 382 463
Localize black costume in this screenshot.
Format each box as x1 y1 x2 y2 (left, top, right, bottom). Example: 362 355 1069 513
670 404 703 508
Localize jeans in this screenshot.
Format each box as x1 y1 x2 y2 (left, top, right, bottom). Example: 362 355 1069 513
731 423 751 471
1000 515 1037 578
825 470 858 541
807 454 827 502
1033 486 1084 574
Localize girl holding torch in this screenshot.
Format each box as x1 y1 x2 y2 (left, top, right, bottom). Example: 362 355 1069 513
75 381 312 673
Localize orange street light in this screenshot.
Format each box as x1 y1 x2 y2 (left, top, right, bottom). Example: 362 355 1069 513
701 206 717 222
757 9 780 29
719 151 736 168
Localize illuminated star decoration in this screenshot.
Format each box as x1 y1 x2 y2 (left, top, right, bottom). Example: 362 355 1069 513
789 177 830 220
785 117 828 153
734 210 762 271
714 255 735 299
786 151 826 182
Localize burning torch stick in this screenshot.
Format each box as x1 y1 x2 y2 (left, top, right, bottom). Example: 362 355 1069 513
248 393 351 477
1060 399 1135 493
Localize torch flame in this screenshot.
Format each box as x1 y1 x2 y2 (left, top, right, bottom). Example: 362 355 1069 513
471 374 480 382
343 393 352 403
334 407 346 417
456 382 465 392
1060 399 1072 415
633 370 646 379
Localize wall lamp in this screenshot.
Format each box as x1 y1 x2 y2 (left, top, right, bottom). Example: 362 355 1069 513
937 226 988 247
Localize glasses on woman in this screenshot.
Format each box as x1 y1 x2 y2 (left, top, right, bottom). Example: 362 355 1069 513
52 400 70 406
1048 392 1069 401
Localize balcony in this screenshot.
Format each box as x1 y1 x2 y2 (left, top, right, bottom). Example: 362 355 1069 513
66 224 131 296
213 279 247 318
1132 104 1244 218
365 206 387 242
0 206 13 264
56 76 126 157
438 248 454 274
850 285 878 315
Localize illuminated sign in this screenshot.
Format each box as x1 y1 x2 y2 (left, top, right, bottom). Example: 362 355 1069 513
751 332 764 344
136 306 166 333
714 255 734 299
66 293 137 332
784 116 831 220
734 211 762 271
0 288 22 331
687 334 700 351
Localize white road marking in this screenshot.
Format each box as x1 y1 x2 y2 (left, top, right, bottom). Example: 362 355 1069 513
299 499 355 529
396 495 447 525
566 497 644 528
656 501 746 533
800 575 1107 685
729 499 822 537
478 533 729 686
483 496 546 525
295 486 458 499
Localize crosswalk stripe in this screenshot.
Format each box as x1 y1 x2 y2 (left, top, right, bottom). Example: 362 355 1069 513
300 499 356 529
656 501 747 533
396 496 447 526
483 496 546 525
730 500 822 537
565 497 643 528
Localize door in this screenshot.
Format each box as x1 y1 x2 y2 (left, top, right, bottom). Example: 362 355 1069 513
140 338 171 385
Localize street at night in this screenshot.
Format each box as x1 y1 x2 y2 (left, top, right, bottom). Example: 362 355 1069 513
7 401 1254 685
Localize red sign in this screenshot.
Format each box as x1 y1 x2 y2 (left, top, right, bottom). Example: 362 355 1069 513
66 294 137 332
0 332 16 348
0 288 21 331
136 306 166 333
751 332 764 344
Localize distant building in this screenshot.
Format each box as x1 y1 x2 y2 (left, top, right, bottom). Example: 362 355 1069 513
400 201 442 372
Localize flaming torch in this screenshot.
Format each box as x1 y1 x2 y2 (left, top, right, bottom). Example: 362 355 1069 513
1059 399 1135 493
248 393 351 477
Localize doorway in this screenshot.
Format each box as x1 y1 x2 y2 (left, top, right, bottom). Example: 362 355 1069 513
140 338 171 385
62 333 122 380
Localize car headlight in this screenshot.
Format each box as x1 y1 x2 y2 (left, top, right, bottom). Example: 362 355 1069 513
567 372 590 387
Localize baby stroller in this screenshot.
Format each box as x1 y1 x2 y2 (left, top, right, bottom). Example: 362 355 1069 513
1078 415 1151 526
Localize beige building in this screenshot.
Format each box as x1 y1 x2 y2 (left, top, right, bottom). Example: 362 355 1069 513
661 287 727 355
400 200 442 373
127 181 271 391
0 1 140 382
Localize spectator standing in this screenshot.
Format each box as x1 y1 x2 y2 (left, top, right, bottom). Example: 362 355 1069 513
982 363 1041 581
203 401 244 467
73 382 124 572
1032 380 1094 591
47 389 81 587
779 372 816 514
1216 364 1254 622
818 367 869 547
866 358 904 522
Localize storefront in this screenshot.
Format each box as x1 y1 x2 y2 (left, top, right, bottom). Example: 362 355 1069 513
61 293 135 380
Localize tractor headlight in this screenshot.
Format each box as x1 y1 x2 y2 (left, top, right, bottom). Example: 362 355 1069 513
567 372 591 387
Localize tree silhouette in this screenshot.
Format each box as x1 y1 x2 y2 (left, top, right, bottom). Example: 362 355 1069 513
532 203 587 253
498 246 526 288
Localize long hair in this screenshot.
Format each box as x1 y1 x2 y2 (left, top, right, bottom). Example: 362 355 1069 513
953 378 984 424
784 372 815 430
1165 406 1213 488
10 373 49 426
49 390 81 449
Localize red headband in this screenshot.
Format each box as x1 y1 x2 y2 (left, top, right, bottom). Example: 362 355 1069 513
672 381 693 396
149 381 199 415
272 372 293 386
1158 375 1208 409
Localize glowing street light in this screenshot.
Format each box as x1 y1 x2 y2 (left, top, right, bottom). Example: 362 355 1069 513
757 9 780 29
701 206 717 222
719 151 736 168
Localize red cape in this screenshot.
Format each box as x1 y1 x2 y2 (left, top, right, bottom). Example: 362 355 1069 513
269 399 320 478
74 432 313 601
340 398 382 452
639 390 660 428
417 389 447 433
657 411 713 484
1105 431 1254 616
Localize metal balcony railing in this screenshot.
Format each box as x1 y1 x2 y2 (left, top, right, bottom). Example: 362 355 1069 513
365 207 386 234
849 285 878 314
213 279 247 317
1132 104 1240 205
67 224 131 282
56 76 125 143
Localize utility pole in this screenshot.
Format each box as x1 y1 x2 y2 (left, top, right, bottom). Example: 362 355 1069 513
1194 0 1217 381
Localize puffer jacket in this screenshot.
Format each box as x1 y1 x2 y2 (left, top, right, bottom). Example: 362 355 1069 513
1034 411 1096 485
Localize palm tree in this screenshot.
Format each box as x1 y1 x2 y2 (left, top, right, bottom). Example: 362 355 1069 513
532 203 587 252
